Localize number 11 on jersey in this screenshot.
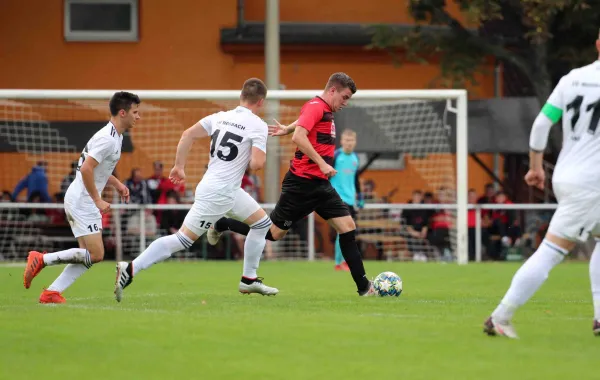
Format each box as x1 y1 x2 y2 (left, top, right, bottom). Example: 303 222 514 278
566 95 600 138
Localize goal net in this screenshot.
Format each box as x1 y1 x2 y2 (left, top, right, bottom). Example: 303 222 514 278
0 89 468 263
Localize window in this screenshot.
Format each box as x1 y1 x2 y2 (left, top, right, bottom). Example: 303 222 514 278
64 0 138 42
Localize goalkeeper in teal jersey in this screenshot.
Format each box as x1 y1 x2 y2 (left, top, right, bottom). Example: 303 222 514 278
330 129 363 271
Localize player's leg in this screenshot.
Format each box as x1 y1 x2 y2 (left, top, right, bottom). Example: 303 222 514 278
209 172 315 244
315 189 372 295
25 205 101 303
484 183 594 338
40 234 103 304
228 188 278 295
334 205 355 271
24 208 99 290
114 201 223 302
210 213 284 243
589 238 600 335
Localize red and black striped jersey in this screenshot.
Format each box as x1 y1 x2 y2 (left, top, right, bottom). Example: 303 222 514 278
289 96 336 180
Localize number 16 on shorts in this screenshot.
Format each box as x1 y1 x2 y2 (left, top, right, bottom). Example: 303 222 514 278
87 223 100 233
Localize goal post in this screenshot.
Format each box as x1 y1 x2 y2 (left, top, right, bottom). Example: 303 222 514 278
0 88 468 264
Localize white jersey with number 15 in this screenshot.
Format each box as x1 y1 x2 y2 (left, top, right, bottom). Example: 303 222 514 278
543 61 600 188
197 106 267 194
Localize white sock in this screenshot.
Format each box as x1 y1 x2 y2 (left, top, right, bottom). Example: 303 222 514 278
589 240 600 320
492 239 567 322
132 231 193 276
43 248 92 267
47 264 89 293
242 215 271 279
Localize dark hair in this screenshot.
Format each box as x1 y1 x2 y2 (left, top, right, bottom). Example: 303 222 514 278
326 72 357 94
109 91 141 116
468 188 476 193
1 191 12 201
240 78 267 104
165 190 180 203
130 167 142 178
485 183 494 189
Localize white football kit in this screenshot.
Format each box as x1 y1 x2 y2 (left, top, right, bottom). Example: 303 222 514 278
65 122 122 238
182 106 267 236
536 61 600 241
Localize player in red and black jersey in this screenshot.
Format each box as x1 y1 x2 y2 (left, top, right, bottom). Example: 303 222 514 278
209 73 374 296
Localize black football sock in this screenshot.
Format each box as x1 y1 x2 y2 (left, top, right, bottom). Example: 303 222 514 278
214 217 276 241
241 276 257 285
338 230 370 293
215 217 250 235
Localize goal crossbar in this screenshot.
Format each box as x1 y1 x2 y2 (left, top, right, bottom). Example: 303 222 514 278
0 89 466 101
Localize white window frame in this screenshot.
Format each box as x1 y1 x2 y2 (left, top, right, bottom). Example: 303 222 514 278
64 0 139 42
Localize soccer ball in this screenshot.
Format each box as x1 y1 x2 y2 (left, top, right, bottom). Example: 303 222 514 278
373 271 403 297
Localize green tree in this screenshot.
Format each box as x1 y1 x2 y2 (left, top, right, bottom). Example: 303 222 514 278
369 0 598 103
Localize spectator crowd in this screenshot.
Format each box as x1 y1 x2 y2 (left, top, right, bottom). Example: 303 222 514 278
2 161 528 262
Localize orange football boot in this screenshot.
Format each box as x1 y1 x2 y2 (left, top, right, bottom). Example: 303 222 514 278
23 251 46 289
39 290 66 304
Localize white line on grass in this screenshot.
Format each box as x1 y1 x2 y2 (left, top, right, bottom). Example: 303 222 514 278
0 263 25 268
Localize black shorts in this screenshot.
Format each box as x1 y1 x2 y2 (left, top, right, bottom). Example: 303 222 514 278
347 205 357 220
270 171 351 230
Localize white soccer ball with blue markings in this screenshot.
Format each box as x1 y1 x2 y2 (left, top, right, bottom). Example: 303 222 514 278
373 271 403 297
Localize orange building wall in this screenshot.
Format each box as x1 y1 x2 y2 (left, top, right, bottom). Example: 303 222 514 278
0 0 500 200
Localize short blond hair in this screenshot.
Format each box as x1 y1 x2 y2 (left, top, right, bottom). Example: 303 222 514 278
341 129 356 137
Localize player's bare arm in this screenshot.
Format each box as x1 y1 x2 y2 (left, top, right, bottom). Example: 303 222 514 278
107 175 130 203
249 147 266 170
171 121 210 184
269 119 298 136
526 110 553 190
80 156 110 214
292 126 337 178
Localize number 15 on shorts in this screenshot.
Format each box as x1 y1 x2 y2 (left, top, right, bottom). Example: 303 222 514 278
198 220 212 229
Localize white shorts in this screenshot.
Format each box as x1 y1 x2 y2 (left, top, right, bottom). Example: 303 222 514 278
64 201 102 238
548 182 600 242
183 187 261 237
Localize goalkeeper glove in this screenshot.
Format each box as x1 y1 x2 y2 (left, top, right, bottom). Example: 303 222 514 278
357 193 365 209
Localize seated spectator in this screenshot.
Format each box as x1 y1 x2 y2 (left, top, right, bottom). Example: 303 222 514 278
1 191 12 202
428 187 452 259
403 190 429 238
423 191 435 204
362 179 376 201
242 168 262 202
46 192 67 224
160 191 186 235
402 190 431 261
488 191 515 260
25 191 50 223
147 160 185 204
12 161 51 202
125 168 151 205
60 160 78 197
478 183 496 204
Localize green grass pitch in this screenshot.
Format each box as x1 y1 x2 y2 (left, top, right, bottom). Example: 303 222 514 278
0 261 597 379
